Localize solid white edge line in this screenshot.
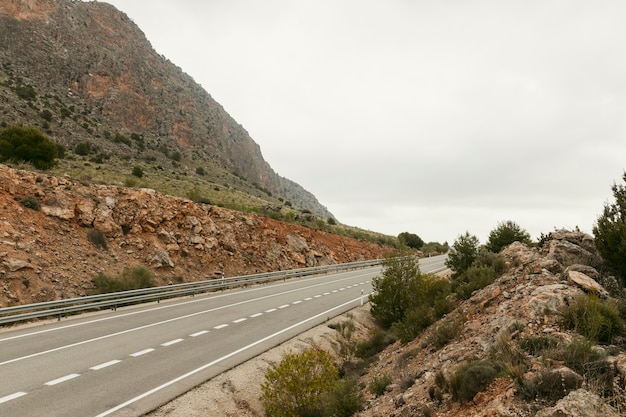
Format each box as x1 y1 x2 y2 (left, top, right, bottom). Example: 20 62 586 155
45 373 80 386
0 392 27 404
90 360 121 371
94 294 369 417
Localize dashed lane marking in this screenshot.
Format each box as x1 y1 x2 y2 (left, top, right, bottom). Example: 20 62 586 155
190 330 209 337
214 324 228 330
161 339 183 347
130 348 154 357
45 373 80 386
90 360 121 371
0 392 27 404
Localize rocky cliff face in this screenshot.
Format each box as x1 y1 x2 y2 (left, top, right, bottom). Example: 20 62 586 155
0 0 332 218
357 231 626 417
0 164 387 307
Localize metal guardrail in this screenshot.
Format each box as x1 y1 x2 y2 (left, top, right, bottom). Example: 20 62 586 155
0 259 382 326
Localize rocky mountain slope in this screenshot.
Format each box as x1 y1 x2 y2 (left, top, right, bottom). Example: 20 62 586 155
0 0 331 218
0 164 389 308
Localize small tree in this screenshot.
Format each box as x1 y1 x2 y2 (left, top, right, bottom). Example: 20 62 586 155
593 172 626 278
261 347 338 417
0 125 58 169
485 220 531 253
398 232 424 250
369 252 421 329
446 232 480 276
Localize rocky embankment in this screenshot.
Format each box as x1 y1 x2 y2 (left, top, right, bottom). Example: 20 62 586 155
0 164 389 307
357 230 625 417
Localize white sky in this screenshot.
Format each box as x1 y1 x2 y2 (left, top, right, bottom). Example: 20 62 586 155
102 0 626 244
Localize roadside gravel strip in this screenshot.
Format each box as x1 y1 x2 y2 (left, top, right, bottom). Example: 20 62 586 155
148 305 377 417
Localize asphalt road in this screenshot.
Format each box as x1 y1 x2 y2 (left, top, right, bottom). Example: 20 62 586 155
0 254 447 417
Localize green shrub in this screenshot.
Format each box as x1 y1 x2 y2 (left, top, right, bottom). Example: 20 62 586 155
74 141 92 156
17 195 40 210
560 293 625 343
91 266 156 294
485 220 531 253
452 265 496 300
428 315 465 349
87 229 108 250
368 373 392 397
0 125 58 169
446 232 480 275
131 166 143 178
519 336 559 356
320 377 363 417
594 172 626 278
261 347 338 417
355 328 395 359
449 360 502 403
195 166 205 175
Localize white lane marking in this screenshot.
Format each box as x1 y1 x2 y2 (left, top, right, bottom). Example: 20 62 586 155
0 272 378 367
339 288 345 291
278 304 290 309
214 324 228 330
161 339 183 347
264 308 277 313
94 294 366 417
45 373 80 386
292 300 302 305
130 348 155 357
304 297 313 301
323 292 330 295
249 313 263 318
314 295 322 298
331 290 338 293
0 392 27 404
0 269 379 344
190 330 209 337
232 318 246 324
90 360 121 371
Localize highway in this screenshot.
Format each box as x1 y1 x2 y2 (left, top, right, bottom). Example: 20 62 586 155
0 254 447 417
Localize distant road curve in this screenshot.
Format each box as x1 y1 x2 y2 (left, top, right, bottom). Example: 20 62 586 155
0 254 447 417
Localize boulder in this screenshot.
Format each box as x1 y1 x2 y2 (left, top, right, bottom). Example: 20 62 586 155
566 270 609 298
535 389 618 417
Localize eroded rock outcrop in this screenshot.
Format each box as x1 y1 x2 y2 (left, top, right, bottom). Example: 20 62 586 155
0 165 389 306
357 230 625 417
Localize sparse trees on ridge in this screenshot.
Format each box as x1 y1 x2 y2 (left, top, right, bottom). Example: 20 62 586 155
485 220 531 253
593 172 626 278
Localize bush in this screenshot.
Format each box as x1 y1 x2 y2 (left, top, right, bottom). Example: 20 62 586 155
87 229 108 250
452 265 496 300
446 232 480 275
0 125 58 169
320 377 363 417
398 232 424 250
369 253 421 328
594 172 626 278
560 293 625 343
74 141 92 156
519 336 559 356
355 328 395 359
368 373 392 397
131 166 144 178
485 220 531 253
428 315 465 349
261 347 338 417
91 266 157 294
449 359 502 403
17 195 40 210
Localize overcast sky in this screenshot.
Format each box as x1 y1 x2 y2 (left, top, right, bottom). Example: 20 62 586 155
103 0 625 244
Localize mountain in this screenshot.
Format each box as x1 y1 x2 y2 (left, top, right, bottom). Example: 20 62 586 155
0 0 333 219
